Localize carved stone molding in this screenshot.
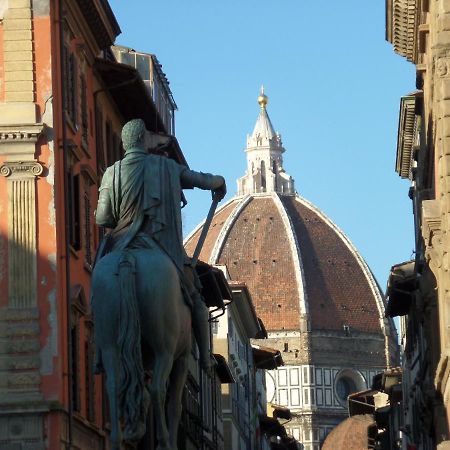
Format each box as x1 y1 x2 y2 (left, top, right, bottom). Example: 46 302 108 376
437 58 450 78
0 161 43 179
422 200 442 269
0 123 45 160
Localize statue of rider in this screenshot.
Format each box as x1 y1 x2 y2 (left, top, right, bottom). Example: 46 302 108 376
94 118 226 372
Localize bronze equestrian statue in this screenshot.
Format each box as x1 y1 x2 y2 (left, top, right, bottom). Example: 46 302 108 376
91 118 226 450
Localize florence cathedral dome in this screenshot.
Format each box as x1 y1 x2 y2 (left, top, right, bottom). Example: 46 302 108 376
184 89 398 447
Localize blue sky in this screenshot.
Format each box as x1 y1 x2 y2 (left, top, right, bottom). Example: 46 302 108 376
109 0 416 289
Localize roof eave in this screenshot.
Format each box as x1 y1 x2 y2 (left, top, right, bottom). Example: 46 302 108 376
396 92 421 179
78 0 121 49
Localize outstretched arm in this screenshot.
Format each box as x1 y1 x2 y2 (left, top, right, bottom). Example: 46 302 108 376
181 169 227 201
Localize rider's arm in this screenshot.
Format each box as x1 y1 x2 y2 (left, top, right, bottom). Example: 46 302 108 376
180 169 226 199
95 170 117 228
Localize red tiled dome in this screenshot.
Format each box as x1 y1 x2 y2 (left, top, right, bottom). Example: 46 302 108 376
185 193 386 334
321 414 375 450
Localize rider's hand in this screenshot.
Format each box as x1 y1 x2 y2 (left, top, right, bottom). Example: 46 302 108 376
212 177 226 201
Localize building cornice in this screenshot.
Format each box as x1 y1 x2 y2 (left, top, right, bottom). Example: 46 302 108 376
0 123 45 160
386 0 420 62
396 93 420 179
76 0 121 50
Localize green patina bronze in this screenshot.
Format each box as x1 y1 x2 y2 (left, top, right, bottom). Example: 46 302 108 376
91 119 226 450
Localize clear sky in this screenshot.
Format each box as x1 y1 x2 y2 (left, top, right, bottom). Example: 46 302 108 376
109 0 416 290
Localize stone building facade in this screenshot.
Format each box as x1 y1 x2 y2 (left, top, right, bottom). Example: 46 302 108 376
386 0 450 448
212 280 284 450
0 1 183 448
185 91 398 450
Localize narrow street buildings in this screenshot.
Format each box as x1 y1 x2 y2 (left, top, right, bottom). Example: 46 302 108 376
386 0 450 448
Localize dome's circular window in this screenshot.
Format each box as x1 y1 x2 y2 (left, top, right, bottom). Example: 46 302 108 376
334 369 366 406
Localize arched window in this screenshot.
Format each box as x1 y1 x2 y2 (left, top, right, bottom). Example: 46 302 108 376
261 161 266 192
272 159 278 191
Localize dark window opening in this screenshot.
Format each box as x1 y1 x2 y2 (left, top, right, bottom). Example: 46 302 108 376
261 160 266 192
68 172 81 250
84 193 92 266
71 324 80 412
85 337 95 422
95 108 105 172
105 120 114 166
64 46 77 126
80 74 88 147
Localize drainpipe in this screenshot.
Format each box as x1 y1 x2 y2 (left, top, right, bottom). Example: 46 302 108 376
56 0 73 447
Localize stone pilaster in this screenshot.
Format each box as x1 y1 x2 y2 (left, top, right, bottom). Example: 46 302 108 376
0 4 47 447
0 160 43 308
0 158 44 409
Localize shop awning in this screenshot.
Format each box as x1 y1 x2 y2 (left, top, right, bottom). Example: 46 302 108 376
385 260 416 317
252 344 284 370
259 414 286 438
348 389 377 416
196 261 232 308
269 435 299 450
213 354 235 384
271 404 291 420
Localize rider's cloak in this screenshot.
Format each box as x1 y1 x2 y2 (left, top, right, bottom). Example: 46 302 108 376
96 148 187 273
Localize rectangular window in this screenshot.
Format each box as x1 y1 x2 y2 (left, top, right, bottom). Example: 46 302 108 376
290 388 300 406
64 46 77 126
316 388 323 406
136 54 150 80
290 368 299 386
84 192 92 266
68 172 81 251
278 389 288 406
315 368 323 386
113 132 122 161
71 324 80 412
80 74 88 147
303 366 309 384
95 107 105 172
120 51 135 67
303 388 309 405
312 429 319 441
278 369 287 386
325 388 332 406
105 120 113 166
85 338 95 421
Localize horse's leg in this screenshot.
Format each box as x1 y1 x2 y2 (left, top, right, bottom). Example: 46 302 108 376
150 353 173 450
167 354 189 450
102 347 122 450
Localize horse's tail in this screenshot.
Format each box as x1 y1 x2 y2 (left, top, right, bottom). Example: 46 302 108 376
117 250 149 442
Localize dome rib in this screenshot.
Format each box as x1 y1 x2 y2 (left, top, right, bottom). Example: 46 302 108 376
294 196 386 325
272 193 309 321
184 198 239 263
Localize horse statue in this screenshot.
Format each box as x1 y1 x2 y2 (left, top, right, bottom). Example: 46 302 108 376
92 245 190 450
91 119 226 450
